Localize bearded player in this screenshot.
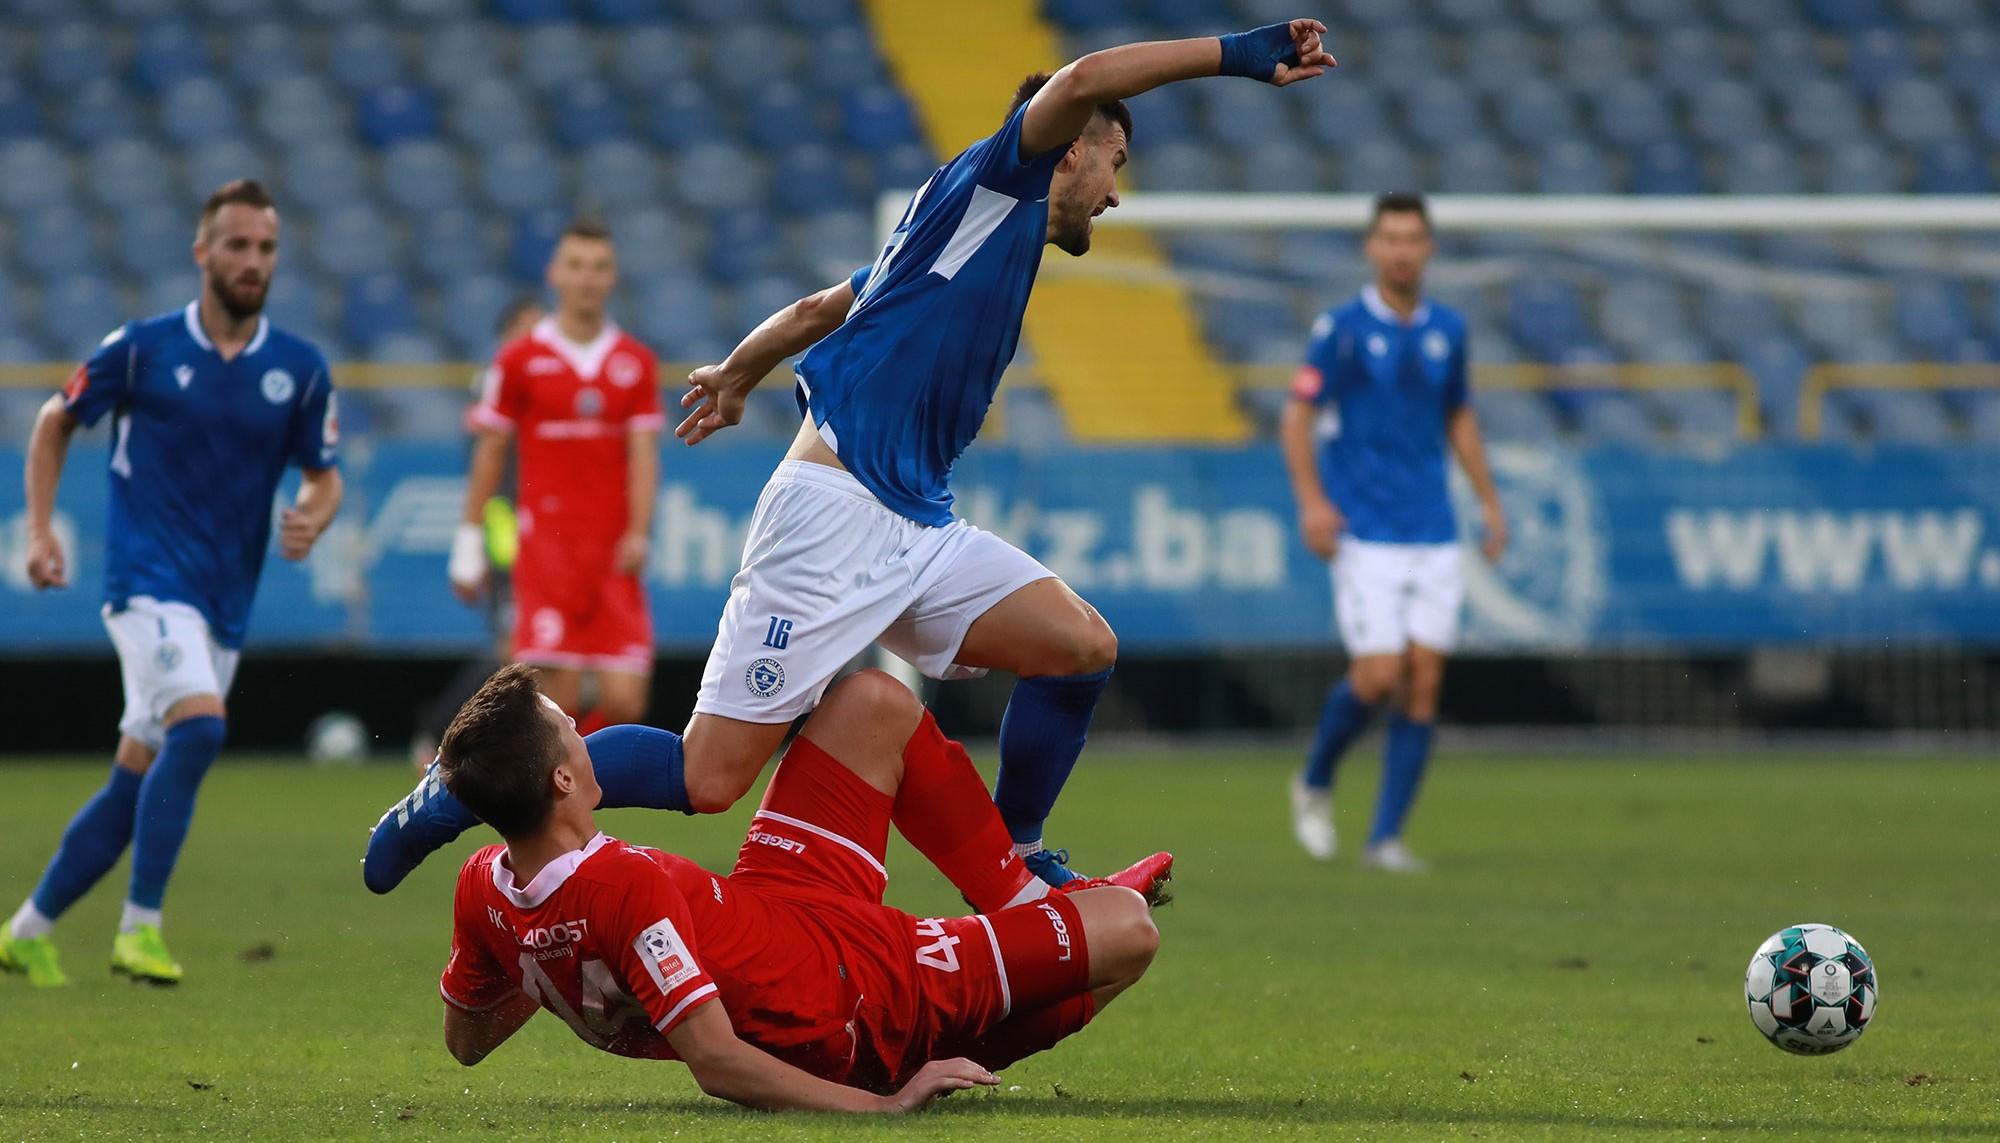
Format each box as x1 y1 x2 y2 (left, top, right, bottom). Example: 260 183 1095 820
367 19 1336 896
433 665 1162 1110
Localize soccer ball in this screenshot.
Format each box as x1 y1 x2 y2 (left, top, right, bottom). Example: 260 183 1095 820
1743 923 1878 1055
306 711 369 764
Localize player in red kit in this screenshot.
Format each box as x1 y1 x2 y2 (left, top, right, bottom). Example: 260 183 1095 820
451 220 662 733
433 665 1166 1111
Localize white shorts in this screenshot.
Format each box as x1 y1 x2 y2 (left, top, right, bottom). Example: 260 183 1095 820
1331 539 1464 656
695 461 1056 723
101 596 240 749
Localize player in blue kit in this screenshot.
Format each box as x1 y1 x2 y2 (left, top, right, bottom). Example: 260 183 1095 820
0 182 342 986
363 20 1336 897
1283 193 1506 872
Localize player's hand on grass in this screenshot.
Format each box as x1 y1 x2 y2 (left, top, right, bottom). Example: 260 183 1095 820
677 364 751 446
614 530 649 575
882 1058 999 1113
26 530 67 589
1299 496 1342 561
1480 499 1508 563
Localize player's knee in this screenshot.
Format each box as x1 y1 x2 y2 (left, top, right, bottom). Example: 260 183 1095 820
818 669 921 725
1042 617 1116 677
1349 660 1398 704
1092 887 1159 982
681 744 761 815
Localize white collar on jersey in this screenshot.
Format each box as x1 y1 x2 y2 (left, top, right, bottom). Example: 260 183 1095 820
492 831 612 909
183 301 269 356
530 315 621 381
1361 285 1430 329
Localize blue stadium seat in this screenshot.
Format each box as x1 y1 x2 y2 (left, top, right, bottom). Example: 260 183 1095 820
494 0 575 21
1820 139 1903 193
773 144 862 214
1598 278 1688 353
0 336 50 366
310 205 400 278
1402 79 1486 148
1431 0 1513 27
185 139 273 202
0 76 42 141
1795 294 1891 358
1976 86 2000 145
1239 140 1332 194
232 22 306 90
842 84 921 153
703 209 786 283
1569 391 1661 447
1339 141 1421 194
0 139 72 212
366 387 464 439
421 21 507 91
1878 78 1963 148
450 78 537 149
1685 82 1769 148
39 22 116 89
1630 140 1706 195
1199 294 1299 363
731 274 814 337
1700 291 1786 355
812 25 890 93
1364 28 1445 94
341 273 420 346
1194 80 1294 143
577 140 661 212
160 78 241 146
1434 139 1517 193
1962 393 2000 443
1457 27 1542 95
1652 389 1742 442
186 0 273 18
116 203 192 276
16 205 100 278
1045 0 1138 24
1497 81 1579 147
868 144 940 198
648 81 732 149
520 25 595 93
1524 0 1603 24
382 141 466 212
1168 231 1273 277
554 80 631 149
509 208 569 279
1618 0 1688 27
283 141 370 213
1471 390 1565 445
412 208 500 282
1842 389 1953 444
800 210 876 273
633 273 726 358
1649 27 1728 96
674 142 770 211
1535 139 1615 193
441 273 520 354
141 270 201 318
710 26 806 97
1715 0 1811 31
254 77 349 147
605 207 697 278
1507 276 1590 360
62 79 142 147
366 332 450 365
611 26 702 96
1893 278 1974 357
1756 25 1830 95
744 83 828 151
1719 141 1806 194
133 21 211 92
1593 80 1677 149
1940 27 1998 95
1143 0 1228 31
1556 25 1637 95
359 85 441 148
1782 79 1865 145
1916 141 1995 193
103 0 184 17
1806 0 1892 30
1120 86 1196 147
484 139 572 212
45 276 126 358
1298 85 1391 147
329 24 406 93
587 0 673 23
297 0 382 19
1845 26 1915 95
1742 337 1810 435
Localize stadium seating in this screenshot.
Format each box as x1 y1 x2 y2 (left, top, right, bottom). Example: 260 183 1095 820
0 0 1990 446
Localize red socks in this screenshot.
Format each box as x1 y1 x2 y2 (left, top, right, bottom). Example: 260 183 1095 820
894 712 1046 914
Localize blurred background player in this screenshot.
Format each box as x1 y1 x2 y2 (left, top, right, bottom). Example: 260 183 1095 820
1283 193 1505 873
0 181 342 986
365 18 1336 897
432 665 1163 1110
449 222 661 734
408 297 545 771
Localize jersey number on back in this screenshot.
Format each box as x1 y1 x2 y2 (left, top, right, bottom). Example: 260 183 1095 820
913 918 961 974
516 953 648 1046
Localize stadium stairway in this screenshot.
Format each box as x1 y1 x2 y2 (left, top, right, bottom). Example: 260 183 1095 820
862 0 1249 442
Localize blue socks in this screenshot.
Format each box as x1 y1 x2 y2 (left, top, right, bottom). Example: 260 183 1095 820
1300 679 1377 791
128 715 227 911
29 763 143 922
994 667 1113 846
1369 715 1434 849
363 723 691 895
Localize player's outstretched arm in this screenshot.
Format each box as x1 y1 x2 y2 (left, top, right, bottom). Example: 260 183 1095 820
677 277 859 446
23 395 82 590
668 1002 998 1112
1020 19 1334 156
442 992 539 1066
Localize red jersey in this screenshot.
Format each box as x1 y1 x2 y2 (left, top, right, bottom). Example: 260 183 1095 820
442 835 939 1084
467 317 663 581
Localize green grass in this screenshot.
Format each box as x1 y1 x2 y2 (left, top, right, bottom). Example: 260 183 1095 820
2 748 1997 1141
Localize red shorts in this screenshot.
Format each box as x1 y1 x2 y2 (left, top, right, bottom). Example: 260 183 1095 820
729 738 1093 1073
511 566 652 674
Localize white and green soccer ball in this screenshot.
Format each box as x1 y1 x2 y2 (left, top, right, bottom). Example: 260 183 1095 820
1744 923 1878 1055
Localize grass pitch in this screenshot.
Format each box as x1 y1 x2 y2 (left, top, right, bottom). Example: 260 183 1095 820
1 746 1996 1141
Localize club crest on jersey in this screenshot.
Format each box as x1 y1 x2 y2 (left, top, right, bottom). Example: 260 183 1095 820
155 641 184 673
260 369 295 404
607 353 642 388
174 364 194 390
575 388 605 417
1366 333 1389 357
1422 329 1451 362
745 657 785 698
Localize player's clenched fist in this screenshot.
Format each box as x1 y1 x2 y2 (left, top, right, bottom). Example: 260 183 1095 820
1217 19 1336 86
881 1058 1000 1113
26 531 67 590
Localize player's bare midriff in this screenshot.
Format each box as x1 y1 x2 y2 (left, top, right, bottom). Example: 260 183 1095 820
785 417 848 472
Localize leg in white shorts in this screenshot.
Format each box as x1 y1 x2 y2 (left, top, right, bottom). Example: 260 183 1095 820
1330 539 1464 656
101 596 240 751
695 461 1054 724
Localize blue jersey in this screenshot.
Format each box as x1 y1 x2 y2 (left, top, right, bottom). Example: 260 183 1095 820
1295 287 1468 545
795 103 1066 526
62 303 339 648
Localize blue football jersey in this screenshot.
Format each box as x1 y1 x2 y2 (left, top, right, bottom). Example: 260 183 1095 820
62 303 339 648
794 102 1066 526
1295 287 1468 545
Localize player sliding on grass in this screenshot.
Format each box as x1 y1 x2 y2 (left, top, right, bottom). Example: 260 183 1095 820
433 665 1164 1111
366 17 1336 896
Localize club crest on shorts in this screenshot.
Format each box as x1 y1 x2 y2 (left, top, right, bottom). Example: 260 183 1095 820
155 641 184 672
745 657 785 698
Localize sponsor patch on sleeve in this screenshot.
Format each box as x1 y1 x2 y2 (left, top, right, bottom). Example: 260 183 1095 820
634 917 700 995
